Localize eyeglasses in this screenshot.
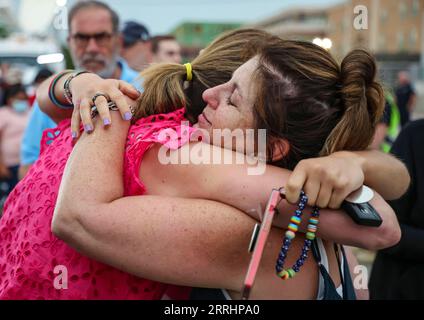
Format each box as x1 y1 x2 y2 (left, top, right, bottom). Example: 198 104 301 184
71 32 114 47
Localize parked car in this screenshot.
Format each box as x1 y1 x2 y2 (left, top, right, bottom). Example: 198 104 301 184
0 34 65 86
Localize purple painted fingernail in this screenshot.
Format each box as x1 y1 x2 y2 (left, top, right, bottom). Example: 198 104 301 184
103 118 111 126
84 124 93 133
123 112 132 121
71 131 77 139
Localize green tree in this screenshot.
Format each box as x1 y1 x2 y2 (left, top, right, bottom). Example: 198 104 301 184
0 24 10 38
61 45 74 69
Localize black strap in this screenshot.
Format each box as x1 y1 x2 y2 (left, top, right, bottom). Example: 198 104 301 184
311 238 322 262
311 239 358 300
340 245 357 300
334 244 345 289
311 239 342 300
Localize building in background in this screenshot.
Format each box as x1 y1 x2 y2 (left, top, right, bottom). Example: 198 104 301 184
250 6 329 42
0 0 66 84
171 22 242 60
327 0 423 87
252 0 423 90
328 0 422 58
0 0 19 36
16 0 59 34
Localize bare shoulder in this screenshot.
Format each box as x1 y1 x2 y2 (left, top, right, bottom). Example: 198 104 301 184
138 142 228 197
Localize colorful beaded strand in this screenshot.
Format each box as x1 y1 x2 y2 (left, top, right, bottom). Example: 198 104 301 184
275 191 320 280
275 191 307 279
292 206 320 273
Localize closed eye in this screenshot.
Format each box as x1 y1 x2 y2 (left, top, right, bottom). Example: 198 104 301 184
227 97 237 108
227 91 237 108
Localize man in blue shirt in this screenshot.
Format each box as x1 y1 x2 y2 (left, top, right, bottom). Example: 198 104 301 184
20 1 145 177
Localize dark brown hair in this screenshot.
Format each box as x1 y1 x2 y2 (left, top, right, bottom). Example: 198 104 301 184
252 40 385 169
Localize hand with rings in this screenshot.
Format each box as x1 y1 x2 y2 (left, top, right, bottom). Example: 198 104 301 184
90 100 133 119
92 93 111 106
68 74 141 138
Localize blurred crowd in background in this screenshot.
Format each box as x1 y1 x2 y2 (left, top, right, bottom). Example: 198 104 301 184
0 0 423 299
1 1 185 207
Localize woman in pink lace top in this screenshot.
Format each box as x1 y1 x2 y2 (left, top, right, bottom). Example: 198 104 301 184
0 30 407 299
0 28 265 300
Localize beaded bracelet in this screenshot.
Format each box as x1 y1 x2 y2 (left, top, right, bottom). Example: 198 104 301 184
275 191 320 280
48 70 74 109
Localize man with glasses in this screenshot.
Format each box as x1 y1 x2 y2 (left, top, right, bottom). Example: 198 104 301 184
20 1 140 178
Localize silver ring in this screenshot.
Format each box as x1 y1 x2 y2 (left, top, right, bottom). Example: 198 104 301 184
107 101 118 110
92 93 110 105
90 105 99 119
107 102 134 114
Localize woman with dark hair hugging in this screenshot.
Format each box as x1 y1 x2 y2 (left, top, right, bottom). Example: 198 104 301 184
0 31 407 300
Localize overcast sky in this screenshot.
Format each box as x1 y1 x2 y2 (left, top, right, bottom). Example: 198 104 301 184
15 0 344 35
99 0 344 35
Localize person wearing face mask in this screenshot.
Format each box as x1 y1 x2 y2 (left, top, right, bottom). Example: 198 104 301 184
19 0 141 180
0 84 30 200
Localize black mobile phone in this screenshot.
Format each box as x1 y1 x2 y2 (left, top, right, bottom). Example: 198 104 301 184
342 186 383 227
341 201 383 227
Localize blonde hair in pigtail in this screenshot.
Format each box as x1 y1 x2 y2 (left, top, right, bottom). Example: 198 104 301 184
134 63 187 119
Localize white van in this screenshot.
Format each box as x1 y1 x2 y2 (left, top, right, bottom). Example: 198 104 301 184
0 34 66 85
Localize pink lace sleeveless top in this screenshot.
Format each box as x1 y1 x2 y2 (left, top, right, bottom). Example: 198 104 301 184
0 108 195 300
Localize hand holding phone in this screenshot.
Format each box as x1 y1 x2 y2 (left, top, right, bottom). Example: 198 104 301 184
241 186 382 299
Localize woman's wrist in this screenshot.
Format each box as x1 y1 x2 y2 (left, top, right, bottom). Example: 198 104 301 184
49 70 74 109
330 150 367 178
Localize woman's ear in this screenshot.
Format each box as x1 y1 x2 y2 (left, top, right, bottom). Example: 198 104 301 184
270 138 290 162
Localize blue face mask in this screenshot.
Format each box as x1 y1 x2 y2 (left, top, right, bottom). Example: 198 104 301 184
12 100 29 113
